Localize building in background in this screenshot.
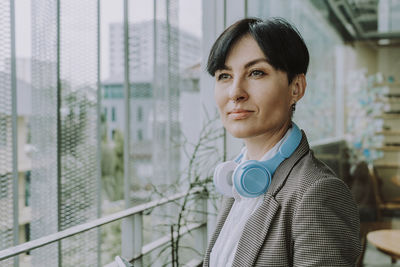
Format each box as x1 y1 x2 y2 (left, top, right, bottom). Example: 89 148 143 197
102 21 201 198
108 20 201 81
102 80 153 143
103 20 201 143
0 69 33 266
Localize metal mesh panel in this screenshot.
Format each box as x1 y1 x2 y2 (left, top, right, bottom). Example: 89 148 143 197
31 0 99 266
140 0 181 264
152 0 180 189
30 0 59 265
166 0 180 188
0 0 14 266
59 0 98 265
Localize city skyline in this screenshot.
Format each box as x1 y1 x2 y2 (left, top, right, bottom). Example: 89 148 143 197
14 0 202 81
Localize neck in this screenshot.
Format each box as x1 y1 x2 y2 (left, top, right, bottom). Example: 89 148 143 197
244 121 291 160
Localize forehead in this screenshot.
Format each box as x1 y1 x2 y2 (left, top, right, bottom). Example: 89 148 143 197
224 35 268 66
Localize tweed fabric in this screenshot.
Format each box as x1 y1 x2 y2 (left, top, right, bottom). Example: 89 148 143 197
203 131 361 267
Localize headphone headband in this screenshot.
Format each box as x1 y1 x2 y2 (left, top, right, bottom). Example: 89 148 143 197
263 123 302 175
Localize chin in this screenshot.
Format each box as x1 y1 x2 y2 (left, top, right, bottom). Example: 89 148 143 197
225 126 256 139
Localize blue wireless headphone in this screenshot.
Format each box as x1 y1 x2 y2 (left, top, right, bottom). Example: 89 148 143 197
213 123 302 198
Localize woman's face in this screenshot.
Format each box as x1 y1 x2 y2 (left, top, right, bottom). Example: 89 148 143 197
214 35 296 139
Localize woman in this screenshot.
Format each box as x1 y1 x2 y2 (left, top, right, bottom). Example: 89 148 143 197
203 18 361 266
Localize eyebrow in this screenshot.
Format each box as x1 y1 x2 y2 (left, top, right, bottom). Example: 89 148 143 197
244 58 269 69
219 58 269 71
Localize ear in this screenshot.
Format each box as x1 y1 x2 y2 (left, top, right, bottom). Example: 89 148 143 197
289 74 306 102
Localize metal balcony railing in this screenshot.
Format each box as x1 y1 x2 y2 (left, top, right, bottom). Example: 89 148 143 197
0 187 206 266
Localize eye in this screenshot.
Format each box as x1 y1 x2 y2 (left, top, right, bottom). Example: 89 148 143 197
249 70 265 77
217 73 231 81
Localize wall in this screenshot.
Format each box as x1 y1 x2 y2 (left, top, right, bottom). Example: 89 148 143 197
378 45 400 81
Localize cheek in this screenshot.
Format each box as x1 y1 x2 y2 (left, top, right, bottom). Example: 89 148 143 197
258 88 290 115
214 88 226 110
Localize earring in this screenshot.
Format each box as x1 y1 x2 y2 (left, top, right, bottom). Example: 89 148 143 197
291 102 296 112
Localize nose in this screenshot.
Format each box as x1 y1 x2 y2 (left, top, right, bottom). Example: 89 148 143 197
229 77 248 103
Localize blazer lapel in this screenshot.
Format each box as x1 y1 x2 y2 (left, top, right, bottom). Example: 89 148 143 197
232 193 280 266
231 131 310 266
203 196 234 267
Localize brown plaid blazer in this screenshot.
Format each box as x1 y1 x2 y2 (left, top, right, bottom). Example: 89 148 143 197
203 132 361 267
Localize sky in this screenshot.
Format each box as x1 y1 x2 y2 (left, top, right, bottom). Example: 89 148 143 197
14 0 202 80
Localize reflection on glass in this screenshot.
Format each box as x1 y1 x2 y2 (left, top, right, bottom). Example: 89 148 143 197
247 0 339 141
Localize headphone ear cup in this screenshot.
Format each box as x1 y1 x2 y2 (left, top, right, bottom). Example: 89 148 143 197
233 160 271 198
213 161 238 197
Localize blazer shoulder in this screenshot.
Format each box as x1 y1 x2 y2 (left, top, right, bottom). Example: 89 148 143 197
291 150 343 188
277 150 351 205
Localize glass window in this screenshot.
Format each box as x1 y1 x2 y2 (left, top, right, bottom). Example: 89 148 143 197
247 0 342 141
24 223 30 243
111 106 116 122
3 0 204 265
137 129 143 141
137 106 143 122
103 107 107 121
25 171 31 207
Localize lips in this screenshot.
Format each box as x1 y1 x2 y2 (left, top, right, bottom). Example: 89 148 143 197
227 109 254 119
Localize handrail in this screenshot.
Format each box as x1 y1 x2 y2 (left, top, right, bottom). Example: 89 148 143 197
137 222 205 260
0 187 204 261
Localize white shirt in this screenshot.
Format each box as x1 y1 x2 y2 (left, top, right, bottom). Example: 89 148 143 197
210 128 292 267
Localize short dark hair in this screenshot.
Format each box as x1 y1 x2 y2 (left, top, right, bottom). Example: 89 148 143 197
206 17 309 84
